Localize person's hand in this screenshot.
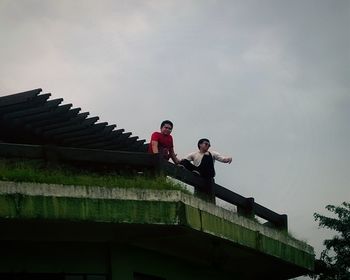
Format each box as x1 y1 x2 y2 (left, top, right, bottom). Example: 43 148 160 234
225 157 232 164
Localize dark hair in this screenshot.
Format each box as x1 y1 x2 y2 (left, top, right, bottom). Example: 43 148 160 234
160 120 173 129
198 138 210 149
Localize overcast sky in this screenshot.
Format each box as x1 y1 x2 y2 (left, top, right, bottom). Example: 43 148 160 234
1 0 349 274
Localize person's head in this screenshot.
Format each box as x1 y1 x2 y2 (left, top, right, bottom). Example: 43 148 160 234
160 120 173 135
198 138 211 152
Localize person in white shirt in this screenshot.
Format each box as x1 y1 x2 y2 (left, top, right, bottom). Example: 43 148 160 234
180 138 232 179
180 138 232 202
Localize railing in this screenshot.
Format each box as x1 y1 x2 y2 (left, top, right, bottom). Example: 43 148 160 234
0 142 287 231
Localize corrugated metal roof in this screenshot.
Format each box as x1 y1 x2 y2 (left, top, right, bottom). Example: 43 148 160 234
0 88 147 152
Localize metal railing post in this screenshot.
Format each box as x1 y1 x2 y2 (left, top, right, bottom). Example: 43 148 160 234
237 197 255 218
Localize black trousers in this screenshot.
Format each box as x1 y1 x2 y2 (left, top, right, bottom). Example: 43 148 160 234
180 156 216 203
180 154 215 178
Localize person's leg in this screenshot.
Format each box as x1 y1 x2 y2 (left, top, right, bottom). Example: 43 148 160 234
180 159 198 172
194 178 216 204
195 155 216 203
197 154 215 179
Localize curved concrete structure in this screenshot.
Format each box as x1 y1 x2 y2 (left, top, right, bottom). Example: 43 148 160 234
0 181 314 279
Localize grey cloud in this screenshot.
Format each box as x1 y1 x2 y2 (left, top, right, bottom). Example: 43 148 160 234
1 1 349 264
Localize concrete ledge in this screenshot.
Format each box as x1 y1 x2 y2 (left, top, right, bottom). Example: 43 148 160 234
0 180 314 271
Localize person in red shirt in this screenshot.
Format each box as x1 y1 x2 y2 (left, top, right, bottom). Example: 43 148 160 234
148 120 180 164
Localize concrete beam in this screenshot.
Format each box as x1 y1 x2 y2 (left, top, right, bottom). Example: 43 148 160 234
0 181 314 278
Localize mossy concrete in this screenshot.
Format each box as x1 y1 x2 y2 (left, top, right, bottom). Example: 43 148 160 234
0 180 315 279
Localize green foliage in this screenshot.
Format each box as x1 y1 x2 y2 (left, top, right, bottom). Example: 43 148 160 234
0 158 189 193
313 202 350 280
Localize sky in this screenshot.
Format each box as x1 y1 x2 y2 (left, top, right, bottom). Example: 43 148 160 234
0 0 349 275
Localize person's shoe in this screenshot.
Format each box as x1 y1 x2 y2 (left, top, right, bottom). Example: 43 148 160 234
192 170 200 176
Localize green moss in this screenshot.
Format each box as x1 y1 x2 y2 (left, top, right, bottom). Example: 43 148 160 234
259 234 314 270
0 194 180 225
181 204 202 230
0 192 315 271
200 211 257 248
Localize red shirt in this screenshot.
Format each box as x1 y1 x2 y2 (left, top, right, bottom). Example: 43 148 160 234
148 132 174 160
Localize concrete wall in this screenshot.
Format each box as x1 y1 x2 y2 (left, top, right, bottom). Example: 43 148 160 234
0 181 315 279
0 240 237 280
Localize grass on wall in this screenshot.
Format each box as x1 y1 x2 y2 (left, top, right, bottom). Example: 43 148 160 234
0 158 188 192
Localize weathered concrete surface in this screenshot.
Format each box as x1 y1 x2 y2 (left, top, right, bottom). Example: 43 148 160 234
0 180 315 279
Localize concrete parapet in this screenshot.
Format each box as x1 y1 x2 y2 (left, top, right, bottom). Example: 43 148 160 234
0 180 314 278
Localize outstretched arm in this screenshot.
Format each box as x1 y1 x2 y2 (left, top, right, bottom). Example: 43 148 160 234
212 151 232 164
222 157 232 164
